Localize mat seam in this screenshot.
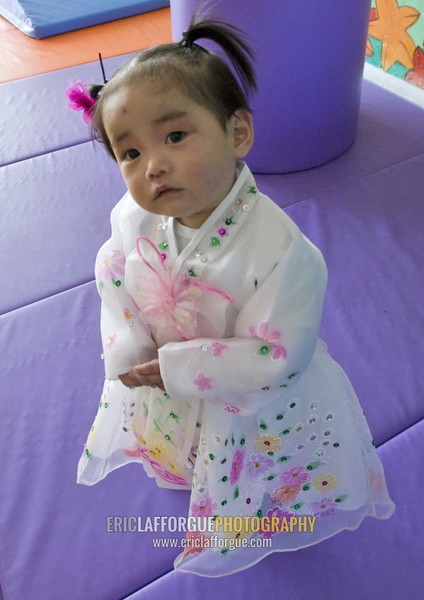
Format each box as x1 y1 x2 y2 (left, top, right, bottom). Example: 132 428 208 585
279 150 424 209
119 568 174 599
0 277 96 317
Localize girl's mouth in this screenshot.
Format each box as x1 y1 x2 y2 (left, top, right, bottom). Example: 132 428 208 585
154 186 182 200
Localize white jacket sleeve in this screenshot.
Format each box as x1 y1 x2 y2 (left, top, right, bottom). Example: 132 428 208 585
96 199 158 380
158 229 327 412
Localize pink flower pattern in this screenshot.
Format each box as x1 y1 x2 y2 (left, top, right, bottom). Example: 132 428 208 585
96 249 125 282
182 530 210 556
310 498 338 517
223 405 240 414
246 453 275 479
259 506 295 539
194 373 213 391
249 321 288 360
191 496 217 517
230 450 245 485
271 483 302 506
279 466 310 486
211 341 229 357
124 443 189 487
105 334 116 350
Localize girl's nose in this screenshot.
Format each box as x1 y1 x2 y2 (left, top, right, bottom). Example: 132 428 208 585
145 154 168 179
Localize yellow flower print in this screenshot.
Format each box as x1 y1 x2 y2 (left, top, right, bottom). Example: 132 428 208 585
254 434 282 453
124 308 135 320
312 474 337 493
87 424 96 444
134 431 147 446
147 439 169 459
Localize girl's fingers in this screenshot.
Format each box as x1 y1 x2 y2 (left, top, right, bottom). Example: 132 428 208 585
133 359 161 376
119 360 164 390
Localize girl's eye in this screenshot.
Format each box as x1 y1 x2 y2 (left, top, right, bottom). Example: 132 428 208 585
123 149 140 161
166 131 185 144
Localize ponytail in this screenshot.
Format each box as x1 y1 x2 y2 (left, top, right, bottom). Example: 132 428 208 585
180 17 257 98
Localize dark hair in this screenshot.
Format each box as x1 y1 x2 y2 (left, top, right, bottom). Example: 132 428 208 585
89 15 256 159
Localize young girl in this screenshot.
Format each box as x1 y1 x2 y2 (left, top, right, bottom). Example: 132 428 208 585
70 15 395 577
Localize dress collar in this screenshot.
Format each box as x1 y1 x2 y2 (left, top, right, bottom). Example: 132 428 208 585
166 162 255 269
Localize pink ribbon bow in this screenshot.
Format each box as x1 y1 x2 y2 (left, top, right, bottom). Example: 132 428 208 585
134 237 232 340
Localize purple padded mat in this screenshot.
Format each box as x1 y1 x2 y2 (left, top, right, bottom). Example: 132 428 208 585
1 52 423 600
0 55 131 167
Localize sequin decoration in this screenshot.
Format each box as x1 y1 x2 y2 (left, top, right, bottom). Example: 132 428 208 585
259 345 271 356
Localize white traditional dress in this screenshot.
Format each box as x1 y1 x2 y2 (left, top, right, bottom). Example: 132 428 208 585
78 163 395 577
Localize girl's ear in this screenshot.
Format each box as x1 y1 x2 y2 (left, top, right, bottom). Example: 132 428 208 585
231 110 254 158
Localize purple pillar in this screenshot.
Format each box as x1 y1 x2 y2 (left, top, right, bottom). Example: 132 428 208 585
170 0 371 173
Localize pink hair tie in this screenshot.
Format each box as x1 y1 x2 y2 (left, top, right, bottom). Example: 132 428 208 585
65 80 96 124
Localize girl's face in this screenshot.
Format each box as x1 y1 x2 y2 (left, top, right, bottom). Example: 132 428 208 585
102 80 253 229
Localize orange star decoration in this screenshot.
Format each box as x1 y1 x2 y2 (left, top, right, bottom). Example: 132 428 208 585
368 0 420 71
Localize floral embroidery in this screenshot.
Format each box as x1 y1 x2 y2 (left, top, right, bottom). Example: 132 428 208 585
279 466 310 486
312 474 337 493
191 496 217 517
271 483 302 506
124 445 144 458
253 434 282 453
123 307 135 322
246 454 274 479
310 498 337 517
123 308 136 328
147 439 169 459
258 506 294 539
182 530 210 556
124 442 189 486
249 322 287 360
211 341 229 357
230 450 245 485
368 468 387 493
105 334 116 350
96 249 125 282
194 373 213 391
223 405 240 414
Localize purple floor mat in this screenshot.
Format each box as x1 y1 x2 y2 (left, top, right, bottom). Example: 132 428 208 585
1 51 423 600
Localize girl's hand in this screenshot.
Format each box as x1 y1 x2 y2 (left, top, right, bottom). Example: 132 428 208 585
119 359 165 391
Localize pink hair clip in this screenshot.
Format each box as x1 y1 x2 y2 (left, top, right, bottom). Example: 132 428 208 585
65 80 96 124
65 54 107 125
